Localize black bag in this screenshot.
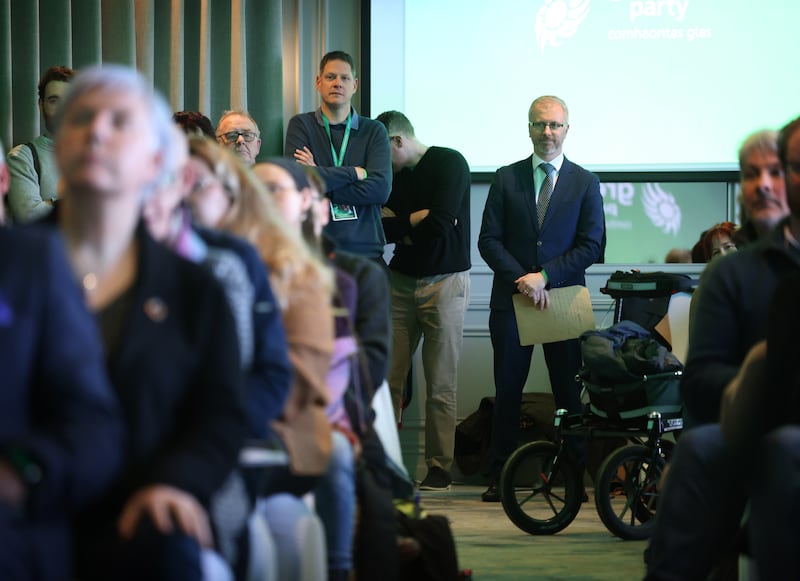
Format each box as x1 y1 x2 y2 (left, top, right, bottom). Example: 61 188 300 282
397 508 460 581
580 321 684 424
455 393 556 477
582 369 683 423
602 270 695 298
602 271 696 349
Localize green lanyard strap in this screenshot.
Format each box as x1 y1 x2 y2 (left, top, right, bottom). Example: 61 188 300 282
322 111 352 167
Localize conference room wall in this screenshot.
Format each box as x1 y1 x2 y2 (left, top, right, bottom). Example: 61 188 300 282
3 0 720 481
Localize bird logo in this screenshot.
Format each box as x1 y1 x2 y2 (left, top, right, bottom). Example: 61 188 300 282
642 183 682 235
535 0 591 53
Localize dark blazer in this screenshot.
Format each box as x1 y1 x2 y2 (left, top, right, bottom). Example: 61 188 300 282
81 226 247 523
0 226 123 580
478 155 605 311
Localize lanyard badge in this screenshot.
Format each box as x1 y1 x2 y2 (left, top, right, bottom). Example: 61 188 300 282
323 112 358 221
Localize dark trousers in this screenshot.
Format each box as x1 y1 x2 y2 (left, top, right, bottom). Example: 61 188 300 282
0 515 70 581
353 430 398 581
645 424 747 580
750 425 800 579
488 308 584 477
74 514 203 581
648 423 800 580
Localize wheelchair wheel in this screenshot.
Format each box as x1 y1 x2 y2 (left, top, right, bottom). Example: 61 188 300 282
499 441 582 535
594 444 666 540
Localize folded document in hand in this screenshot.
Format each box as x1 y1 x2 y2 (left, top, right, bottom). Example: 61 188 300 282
512 285 595 345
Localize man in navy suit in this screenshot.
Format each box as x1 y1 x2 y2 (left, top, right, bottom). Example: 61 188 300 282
478 95 605 501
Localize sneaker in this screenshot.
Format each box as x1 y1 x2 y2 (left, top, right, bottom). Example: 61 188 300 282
419 467 452 491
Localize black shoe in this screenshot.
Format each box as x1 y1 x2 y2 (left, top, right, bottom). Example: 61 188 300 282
419 466 452 491
481 481 500 502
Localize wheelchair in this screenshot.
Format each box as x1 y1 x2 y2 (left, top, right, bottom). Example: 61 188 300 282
500 403 681 540
500 271 693 541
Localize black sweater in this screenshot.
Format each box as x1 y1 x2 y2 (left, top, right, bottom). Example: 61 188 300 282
382 146 471 276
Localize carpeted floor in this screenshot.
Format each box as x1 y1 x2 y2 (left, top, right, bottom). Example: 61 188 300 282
418 484 647 581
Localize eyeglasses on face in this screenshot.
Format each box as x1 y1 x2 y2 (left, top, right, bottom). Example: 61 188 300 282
528 122 566 132
190 176 216 195
264 183 297 196
217 130 259 143
191 175 236 199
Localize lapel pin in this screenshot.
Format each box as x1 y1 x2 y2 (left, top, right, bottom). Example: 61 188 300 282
144 297 168 322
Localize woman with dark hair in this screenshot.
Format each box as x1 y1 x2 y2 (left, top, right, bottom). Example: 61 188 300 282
173 110 216 139
172 111 217 140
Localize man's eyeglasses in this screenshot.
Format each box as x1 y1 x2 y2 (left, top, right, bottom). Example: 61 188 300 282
217 130 259 143
528 122 566 132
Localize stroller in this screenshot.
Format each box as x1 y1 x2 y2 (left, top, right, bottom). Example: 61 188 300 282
499 271 696 540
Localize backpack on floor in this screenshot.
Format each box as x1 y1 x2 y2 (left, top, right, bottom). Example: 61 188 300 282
396 499 463 581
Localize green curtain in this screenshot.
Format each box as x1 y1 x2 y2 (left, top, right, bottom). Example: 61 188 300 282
0 0 291 159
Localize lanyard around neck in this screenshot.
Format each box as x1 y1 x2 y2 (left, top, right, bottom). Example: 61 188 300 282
322 111 352 167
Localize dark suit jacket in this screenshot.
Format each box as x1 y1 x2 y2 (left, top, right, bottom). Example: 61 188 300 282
478 155 605 311
0 226 123 579
80 226 247 525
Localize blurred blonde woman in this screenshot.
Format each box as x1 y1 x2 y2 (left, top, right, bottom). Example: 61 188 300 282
186 136 335 496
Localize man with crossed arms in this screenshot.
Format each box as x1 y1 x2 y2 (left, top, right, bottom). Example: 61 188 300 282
285 50 391 262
